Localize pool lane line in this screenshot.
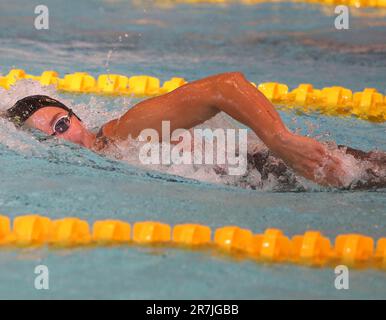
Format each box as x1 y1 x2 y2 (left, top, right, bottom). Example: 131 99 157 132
138 0 386 9
1 69 385 123
0 215 385 271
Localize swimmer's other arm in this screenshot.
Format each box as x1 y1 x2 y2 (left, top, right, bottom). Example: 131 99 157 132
101 72 345 187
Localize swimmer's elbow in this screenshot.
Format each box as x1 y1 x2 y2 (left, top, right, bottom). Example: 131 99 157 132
216 72 247 85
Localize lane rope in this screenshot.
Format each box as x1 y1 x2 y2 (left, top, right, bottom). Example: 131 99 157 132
135 0 386 8
1 69 385 122
1 214 385 270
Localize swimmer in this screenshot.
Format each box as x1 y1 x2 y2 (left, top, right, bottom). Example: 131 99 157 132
3 72 385 189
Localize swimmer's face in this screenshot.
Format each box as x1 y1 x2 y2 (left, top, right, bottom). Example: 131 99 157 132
25 106 95 148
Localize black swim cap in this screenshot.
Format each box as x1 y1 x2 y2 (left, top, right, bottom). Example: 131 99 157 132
6 95 81 127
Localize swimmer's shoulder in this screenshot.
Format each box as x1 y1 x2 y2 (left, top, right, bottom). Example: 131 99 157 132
92 126 113 151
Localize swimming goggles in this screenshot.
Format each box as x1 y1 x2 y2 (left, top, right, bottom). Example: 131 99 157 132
51 110 74 136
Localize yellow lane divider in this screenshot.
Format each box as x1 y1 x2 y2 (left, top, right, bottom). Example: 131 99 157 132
0 69 186 97
135 0 386 8
1 69 385 122
1 214 386 270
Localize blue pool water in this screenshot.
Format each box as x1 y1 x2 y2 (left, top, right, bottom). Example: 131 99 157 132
0 0 385 299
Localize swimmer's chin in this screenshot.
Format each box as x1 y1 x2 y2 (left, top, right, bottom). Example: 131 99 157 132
63 131 97 149
82 132 97 149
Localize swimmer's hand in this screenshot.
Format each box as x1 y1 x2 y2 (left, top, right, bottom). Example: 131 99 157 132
277 134 347 188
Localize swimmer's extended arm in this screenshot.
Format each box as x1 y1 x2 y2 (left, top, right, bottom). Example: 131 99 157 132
102 72 345 187
103 72 288 147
